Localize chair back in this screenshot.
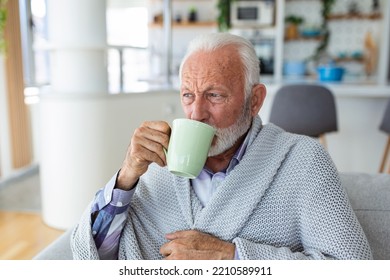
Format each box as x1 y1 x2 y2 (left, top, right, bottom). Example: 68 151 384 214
379 98 390 134
269 84 337 138
379 98 390 173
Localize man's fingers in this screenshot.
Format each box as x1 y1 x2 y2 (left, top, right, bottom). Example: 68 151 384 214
132 132 166 166
141 121 171 148
160 230 235 260
165 230 200 240
131 145 165 169
142 120 171 132
159 241 173 257
130 121 171 166
134 125 170 149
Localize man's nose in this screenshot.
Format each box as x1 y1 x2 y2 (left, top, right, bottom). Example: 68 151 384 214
190 96 209 122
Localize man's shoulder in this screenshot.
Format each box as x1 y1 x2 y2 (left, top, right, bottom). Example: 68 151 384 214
263 123 321 143
258 123 339 183
258 122 308 144
254 122 327 156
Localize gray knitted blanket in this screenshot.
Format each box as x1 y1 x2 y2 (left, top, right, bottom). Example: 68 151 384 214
71 116 372 260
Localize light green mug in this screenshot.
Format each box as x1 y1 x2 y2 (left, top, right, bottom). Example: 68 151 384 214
165 119 216 178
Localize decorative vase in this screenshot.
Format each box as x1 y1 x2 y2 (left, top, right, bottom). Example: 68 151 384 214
285 24 299 40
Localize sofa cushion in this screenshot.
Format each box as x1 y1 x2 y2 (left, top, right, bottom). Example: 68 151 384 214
340 172 390 260
33 228 73 260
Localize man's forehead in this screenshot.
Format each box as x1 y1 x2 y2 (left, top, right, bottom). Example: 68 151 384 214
184 48 242 71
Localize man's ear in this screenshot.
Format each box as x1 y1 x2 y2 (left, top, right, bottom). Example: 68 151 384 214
250 83 267 117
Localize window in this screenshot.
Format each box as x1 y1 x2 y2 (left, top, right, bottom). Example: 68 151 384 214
106 3 149 93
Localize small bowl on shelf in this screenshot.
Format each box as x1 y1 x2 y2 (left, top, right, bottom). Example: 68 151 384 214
317 65 345 82
284 61 306 77
300 28 322 38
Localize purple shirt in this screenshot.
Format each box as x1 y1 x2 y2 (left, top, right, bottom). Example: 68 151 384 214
91 129 251 259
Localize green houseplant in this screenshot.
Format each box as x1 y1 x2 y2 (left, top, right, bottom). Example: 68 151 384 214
0 0 7 54
217 0 235 32
285 15 304 26
188 6 198 22
312 0 335 61
285 15 304 40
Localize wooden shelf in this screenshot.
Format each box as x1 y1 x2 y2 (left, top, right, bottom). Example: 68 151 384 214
149 21 217 28
334 57 364 63
284 35 323 42
327 13 382 20
150 0 211 2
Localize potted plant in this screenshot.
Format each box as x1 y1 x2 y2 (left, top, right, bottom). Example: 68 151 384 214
0 0 7 168
217 0 234 32
0 0 7 54
188 6 198 23
285 15 304 40
312 0 335 62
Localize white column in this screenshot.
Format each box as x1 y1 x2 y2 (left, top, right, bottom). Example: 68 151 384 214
0 56 12 179
40 0 113 229
47 0 107 93
273 0 285 83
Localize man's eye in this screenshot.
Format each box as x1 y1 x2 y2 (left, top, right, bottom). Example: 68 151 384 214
206 93 226 103
182 93 193 98
182 93 194 104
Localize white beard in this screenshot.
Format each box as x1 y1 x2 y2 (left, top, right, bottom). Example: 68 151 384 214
208 98 252 157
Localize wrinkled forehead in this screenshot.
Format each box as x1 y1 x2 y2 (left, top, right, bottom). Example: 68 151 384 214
182 46 245 80
186 45 241 65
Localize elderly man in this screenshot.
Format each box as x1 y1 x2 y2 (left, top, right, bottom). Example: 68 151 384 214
71 33 372 260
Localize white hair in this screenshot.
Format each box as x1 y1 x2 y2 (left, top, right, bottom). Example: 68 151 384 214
179 33 260 98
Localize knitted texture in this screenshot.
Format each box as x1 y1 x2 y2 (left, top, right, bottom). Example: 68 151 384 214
71 116 372 260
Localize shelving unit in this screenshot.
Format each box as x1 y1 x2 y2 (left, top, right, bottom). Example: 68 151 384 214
334 57 364 63
284 35 323 42
281 0 390 85
149 21 217 28
327 12 382 20
146 0 389 86
148 0 218 26
147 0 218 81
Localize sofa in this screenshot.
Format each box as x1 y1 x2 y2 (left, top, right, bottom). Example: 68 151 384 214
33 172 390 260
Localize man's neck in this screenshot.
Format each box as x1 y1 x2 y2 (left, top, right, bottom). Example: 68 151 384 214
205 133 247 174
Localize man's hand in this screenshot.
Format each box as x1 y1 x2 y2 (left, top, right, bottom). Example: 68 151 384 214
116 121 171 190
159 230 235 260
